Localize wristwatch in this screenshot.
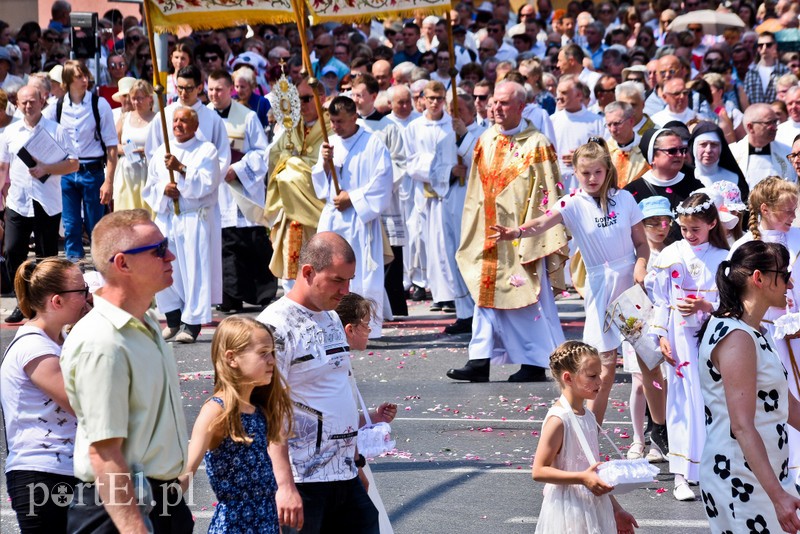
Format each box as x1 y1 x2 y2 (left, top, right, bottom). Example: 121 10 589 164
179 164 187 175
355 453 366 468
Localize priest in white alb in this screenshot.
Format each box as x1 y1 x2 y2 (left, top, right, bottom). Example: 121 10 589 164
143 107 223 344
311 96 393 337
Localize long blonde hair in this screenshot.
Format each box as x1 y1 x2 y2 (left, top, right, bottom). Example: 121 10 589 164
209 316 293 444
572 137 619 216
747 176 799 240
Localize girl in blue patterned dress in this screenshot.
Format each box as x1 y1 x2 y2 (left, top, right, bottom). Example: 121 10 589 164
180 316 293 533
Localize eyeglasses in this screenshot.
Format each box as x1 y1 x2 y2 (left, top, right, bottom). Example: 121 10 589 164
655 146 688 156
761 269 792 284
752 119 779 127
688 27 703 33
474 94 490 101
109 237 170 263
643 220 673 228
314 44 330 49
478 47 496 53
664 90 690 97
788 152 800 161
45 36 62 43
126 35 142 43
202 55 219 62
60 284 90 299
109 61 126 68
300 95 314 103
421 58 435 64
426 95 445 102
658 68 678 77
176 84 197 92
758 42 776 49
599 9 613 14
606 119 629 128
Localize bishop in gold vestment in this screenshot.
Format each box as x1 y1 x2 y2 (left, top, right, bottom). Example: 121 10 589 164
265 112 327 288
449 81 569 382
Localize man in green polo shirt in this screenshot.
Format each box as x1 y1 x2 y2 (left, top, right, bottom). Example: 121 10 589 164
61 209 192 533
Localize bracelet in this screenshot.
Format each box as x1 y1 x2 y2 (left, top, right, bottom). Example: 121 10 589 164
516 227 523 239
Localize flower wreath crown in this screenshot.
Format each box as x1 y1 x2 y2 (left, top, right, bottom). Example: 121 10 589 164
674 199 713 216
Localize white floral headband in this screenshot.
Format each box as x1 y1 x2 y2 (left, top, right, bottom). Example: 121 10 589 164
675 199 713 216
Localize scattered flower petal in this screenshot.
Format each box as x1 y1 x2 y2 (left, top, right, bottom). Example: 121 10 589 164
652 381 663 390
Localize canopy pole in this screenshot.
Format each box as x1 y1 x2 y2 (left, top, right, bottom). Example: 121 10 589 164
291 0 341 194
444 10 465 186
142 0 180 215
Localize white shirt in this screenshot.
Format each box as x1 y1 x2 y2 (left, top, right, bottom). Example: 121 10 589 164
550 107 605 186
522 104 557 152
385 110 421 129
405 114 457 198
777 119 800 148
1 326 78 476
257 297 359 483
0 116 77 216
579 68 602 106
651 107 697 128
42 91 118 161
556 188 642 267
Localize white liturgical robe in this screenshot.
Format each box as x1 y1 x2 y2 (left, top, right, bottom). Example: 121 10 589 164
143 137 223 325
311 127 393 337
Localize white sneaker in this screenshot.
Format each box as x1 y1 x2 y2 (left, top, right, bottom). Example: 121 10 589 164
646 448 666 463
162 326 180 340
673 482 696 501
627 441 645 460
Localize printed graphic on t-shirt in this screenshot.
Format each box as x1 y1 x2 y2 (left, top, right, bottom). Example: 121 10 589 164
594 212 618 228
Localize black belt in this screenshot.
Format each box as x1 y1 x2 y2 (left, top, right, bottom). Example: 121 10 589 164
78 160 105 172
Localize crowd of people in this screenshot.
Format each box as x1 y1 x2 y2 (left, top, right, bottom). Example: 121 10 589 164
5 0 800 531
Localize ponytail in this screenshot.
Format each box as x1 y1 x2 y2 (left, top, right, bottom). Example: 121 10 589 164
13 258 75 319
697 242 788 342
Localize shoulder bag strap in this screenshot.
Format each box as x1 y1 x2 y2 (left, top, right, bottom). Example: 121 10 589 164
558 396 625 462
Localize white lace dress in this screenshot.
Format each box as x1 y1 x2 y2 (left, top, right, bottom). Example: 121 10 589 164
535 403 616 534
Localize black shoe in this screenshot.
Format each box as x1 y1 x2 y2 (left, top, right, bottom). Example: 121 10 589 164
410 285 426 301
4 306 24 324
444 318 473 335
508 365 549 382
441 301 456 313
430 302 443 312
215 304 243 314
651 423 669 455
446 359 490 382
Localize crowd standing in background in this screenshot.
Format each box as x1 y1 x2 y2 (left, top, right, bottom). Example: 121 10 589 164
5 0 800 532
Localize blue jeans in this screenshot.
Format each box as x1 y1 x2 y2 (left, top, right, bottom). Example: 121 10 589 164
61 166 106 259
282 477 379 534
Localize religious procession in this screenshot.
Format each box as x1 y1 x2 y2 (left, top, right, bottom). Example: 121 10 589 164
3 0 800 531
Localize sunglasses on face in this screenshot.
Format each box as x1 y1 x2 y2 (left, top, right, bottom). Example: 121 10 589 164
758 42 776 49
655 146 688 156
126 35 142 43
475 94 490 101
761 269 792 284
202 55 219 62
300 95 314 103
60 284 90 299
109 237 170 263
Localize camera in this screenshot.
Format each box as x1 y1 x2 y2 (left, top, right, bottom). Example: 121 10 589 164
70 12 98 60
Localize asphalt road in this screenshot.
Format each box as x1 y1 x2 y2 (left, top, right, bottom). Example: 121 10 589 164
0 292 709 533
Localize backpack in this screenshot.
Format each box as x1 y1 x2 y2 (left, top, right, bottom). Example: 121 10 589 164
55 93 107 159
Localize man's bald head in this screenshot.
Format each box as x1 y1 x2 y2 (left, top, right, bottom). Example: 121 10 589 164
298 231 356 272
372 59 392 91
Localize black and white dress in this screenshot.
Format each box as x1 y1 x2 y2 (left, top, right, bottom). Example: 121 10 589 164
698 317 798 533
